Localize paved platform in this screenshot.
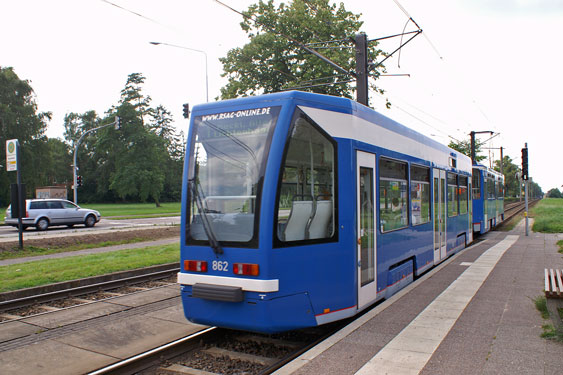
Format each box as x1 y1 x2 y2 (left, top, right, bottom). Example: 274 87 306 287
276 220 563 375
0 286 203 374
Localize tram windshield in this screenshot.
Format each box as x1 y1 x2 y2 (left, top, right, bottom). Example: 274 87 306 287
186 106 280 246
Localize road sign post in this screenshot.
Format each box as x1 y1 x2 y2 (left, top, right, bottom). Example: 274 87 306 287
6 139 24 248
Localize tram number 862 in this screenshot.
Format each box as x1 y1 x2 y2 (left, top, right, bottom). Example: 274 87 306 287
212 260 229 272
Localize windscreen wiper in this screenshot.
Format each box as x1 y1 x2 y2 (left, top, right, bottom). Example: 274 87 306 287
189 179 223 255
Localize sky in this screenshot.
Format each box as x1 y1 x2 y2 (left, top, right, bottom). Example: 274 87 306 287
1 0 562 192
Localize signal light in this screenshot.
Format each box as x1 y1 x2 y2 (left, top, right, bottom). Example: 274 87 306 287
77 175 83 187
183 103 190 119
521 147 528 181
184 260 208 272
233 263 259 276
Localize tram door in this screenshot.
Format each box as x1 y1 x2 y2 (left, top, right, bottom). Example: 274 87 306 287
433 169 447 263
357 151 377 309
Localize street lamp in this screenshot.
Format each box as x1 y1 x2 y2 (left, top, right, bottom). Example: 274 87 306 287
149 41 209 102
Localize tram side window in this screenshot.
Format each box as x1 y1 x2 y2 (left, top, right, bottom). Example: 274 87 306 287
410 165 430 225
379 158 408 232
487 176 495 199
472 168 481 199
275 114 336 243
447 173 458 217
459 176 468 215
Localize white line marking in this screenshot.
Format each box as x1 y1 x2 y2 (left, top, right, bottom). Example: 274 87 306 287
355 235 519 375
273 239 489 375
459 262 473 266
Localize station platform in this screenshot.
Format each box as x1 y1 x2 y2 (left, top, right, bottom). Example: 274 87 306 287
276 220 563 375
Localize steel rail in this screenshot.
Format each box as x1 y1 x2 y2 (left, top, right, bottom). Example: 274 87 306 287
0 264 179 312
87 327 218 375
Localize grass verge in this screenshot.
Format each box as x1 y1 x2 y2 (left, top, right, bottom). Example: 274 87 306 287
497 212 523 232
558 240 563 254
530 198 563 233
534 295 563 342
81 202 181 218
0 243 179 293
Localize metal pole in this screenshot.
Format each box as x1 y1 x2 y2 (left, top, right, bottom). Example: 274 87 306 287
16 144 23 249
470 131 476 165
525 179 529 236
355 33 369 106
524 142 529 236
73 143 78 204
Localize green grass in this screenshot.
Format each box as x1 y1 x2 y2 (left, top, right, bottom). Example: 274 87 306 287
534 295 550 319
81 202 181 217
534 295 563 342
530 198 563 233
0 238 150 261
557 240 563 254
0 243 179 292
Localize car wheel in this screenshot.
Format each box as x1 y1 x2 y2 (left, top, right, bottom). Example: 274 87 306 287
85 215 96 228
36 218 49 231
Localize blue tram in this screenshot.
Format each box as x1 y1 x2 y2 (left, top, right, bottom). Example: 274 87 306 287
178 91 473 333
471 165 504 234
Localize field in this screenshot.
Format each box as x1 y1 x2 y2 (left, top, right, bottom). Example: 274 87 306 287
530 198 563 233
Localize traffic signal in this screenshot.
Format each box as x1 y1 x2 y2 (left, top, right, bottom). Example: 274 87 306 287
115 116 121 130
77 175 83 187
521 147 528 181
183 103 190 119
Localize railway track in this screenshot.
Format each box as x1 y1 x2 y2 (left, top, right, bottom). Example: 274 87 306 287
0 263 179 321
89 322 346 375
502 198 540 223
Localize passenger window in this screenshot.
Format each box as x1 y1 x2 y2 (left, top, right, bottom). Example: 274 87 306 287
410 165 430 225
48 201 63 209
275 112 336 243
63 202 77 209
459 176 468 215
447 173 458 217
472 168 481 200
379 158 408 232
487 177 495 199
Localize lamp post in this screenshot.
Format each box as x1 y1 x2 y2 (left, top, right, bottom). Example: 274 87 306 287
149 41 209 102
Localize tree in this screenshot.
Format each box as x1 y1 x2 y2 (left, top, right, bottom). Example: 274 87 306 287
546 188 562 198
106 103 166 206
150 105 185 201
493 156 520 198
219 0 387 102
0 66 51 204
448 139 486 163
119 73 153 125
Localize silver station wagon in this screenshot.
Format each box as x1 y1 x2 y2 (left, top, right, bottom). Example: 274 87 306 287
5 199 101 231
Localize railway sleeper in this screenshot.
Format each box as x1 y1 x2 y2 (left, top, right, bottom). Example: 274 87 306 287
235 334 302 349
202 346 277 366
159 363 220 375
0 313 21 321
